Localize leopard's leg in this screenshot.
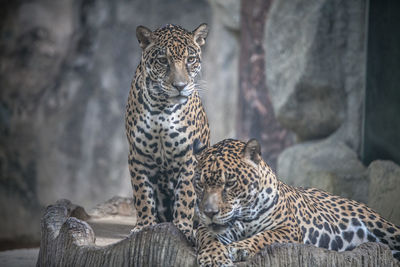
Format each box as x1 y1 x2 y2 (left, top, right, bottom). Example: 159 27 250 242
227 226 302 261
154 179 171 222
196 225 233 267
129 157 158 232
173 168 196 242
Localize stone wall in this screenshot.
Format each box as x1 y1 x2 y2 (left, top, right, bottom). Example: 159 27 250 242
0 0 211 246
203 0 240 143
265 0 400 225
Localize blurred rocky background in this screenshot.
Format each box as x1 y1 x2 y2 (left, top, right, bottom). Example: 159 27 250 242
265 0 400 226
1 0 399 251
266 0 367 201
0 0 212 249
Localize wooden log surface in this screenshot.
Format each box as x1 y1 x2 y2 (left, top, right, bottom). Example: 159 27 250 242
37 197 400 267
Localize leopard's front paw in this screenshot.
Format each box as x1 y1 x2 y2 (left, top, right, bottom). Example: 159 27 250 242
197 248 234 267
130 222 156 234
227 244 252 262
173 219 194 243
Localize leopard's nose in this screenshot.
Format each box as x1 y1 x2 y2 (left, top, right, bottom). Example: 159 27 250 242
172 82 187 92
204 207 219 219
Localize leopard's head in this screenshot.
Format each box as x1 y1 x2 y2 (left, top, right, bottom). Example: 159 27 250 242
136 24 208 104
193 139 264 234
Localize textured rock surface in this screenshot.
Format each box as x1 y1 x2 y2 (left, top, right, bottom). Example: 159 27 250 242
277 139 367 203
0 0 210 246
264 0 366 148
0 0 79 246
367 160 400 225
203 0 240 143
37 198 400 267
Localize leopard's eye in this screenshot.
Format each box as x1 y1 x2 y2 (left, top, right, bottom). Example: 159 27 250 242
225 173 236 187
187 56 197 64
157 56 168 65
226 180 235 187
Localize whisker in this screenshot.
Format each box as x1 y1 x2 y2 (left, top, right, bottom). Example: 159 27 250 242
192 80 207 99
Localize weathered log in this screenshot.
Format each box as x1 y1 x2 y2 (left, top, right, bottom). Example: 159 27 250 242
36 198 196 267
37 197 400 267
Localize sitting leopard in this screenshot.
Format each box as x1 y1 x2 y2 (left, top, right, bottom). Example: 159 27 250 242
125 24 210 241
193 138 400 266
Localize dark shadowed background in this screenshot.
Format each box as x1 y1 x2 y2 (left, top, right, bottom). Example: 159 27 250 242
1 0 399 250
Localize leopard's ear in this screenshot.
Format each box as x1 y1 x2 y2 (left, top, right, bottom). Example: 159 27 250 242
136 25 153 49
193 138 207 160
192 23 208 47
242 139 262 166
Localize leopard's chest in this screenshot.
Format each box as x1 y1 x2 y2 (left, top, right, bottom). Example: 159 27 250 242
217 220 264 245
217 192 281 244
131 105 194 170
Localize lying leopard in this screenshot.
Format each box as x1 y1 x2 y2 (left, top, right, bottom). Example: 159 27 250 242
125 24 210 241
193 138 400 266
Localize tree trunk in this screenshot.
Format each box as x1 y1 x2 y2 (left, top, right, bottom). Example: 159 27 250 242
37 197 399 267
237 0 293 170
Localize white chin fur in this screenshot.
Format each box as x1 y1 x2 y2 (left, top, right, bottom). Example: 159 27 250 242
173 95 188 104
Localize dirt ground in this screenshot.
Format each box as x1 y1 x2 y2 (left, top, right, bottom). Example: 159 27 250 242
0 248 39 267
